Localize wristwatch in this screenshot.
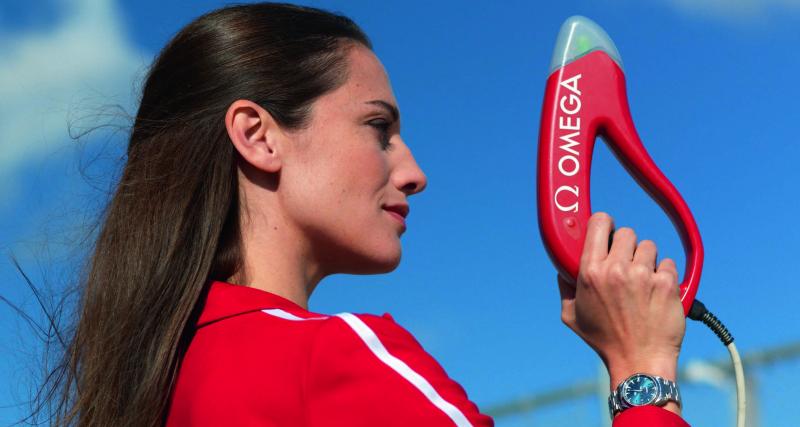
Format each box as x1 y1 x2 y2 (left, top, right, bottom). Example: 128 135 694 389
608 373 681 419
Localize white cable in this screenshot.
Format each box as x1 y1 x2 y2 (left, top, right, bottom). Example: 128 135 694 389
727 342 746 427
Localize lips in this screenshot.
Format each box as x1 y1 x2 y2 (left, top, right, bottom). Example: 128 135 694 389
382 204 409 219
382 204 409 229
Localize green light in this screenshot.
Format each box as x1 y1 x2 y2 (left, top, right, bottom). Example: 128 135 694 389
575 35 594 56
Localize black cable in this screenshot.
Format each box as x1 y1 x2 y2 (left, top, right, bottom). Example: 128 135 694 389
688 299 734 346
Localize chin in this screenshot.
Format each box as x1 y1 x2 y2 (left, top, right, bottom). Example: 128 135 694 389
342 240 402 275
353 248 402 275
312 226 403 275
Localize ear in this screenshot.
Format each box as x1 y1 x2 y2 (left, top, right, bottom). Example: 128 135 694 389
225 99 283 173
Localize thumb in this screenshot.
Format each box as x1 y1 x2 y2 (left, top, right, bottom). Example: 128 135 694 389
557 274 577 329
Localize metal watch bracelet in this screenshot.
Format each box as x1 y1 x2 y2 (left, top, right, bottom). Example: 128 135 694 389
608 374 681 419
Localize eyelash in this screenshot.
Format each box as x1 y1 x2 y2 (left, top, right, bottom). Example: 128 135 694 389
368 119 394 150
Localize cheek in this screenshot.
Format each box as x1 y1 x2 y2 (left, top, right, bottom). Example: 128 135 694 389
327 151 389 233
284 144 388 233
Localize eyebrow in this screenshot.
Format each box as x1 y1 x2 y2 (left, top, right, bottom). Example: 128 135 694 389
366 100 400 122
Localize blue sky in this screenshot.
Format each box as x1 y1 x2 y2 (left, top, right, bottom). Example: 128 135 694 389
1 0 799 426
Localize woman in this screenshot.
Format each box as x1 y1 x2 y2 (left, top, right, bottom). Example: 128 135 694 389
44 3 689 426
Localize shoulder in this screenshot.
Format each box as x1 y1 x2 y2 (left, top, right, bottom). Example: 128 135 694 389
168 307 337 426
193 306 332 352
184 309 420 407
305 312 494 427
197 309 412 367
310 311 419 356
185 308 406 378
172 308 493 426
308 311 441 387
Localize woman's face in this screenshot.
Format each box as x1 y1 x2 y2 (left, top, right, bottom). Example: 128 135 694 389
280 44 427 275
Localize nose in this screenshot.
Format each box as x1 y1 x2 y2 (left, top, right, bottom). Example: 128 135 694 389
391 141 427 196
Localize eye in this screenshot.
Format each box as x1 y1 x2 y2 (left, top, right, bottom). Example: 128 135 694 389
368 118 394 150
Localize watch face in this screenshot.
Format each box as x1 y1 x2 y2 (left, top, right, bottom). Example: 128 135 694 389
622 374 658 406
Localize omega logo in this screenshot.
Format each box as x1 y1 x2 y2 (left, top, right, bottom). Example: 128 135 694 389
554 73 582 213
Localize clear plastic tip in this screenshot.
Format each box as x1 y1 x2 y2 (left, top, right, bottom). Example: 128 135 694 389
548 15 624 75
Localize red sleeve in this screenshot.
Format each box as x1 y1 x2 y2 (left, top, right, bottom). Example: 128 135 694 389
305 312 494 427
613 406 690 427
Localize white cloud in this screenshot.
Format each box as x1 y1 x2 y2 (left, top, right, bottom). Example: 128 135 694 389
661 0 800 22
0 0 149 203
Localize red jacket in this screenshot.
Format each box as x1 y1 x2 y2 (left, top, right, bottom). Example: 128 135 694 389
165 281 689 426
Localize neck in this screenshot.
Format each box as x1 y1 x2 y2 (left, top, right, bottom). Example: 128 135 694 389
231 198 323 310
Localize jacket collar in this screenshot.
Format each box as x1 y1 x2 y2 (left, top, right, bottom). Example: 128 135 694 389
196 281 310 328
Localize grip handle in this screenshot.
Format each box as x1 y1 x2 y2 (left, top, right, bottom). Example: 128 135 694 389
537 50 703 315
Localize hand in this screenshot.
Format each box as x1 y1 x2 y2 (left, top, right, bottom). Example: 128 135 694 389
557 212 686 415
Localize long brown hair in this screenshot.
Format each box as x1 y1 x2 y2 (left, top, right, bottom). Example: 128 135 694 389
31 3 371 426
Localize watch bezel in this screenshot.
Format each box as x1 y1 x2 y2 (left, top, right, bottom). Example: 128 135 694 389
620 373 659 407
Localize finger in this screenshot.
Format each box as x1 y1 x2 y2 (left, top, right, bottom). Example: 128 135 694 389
581 212 615 264
632 240 657 271
608 227 637 261
656 258 679 282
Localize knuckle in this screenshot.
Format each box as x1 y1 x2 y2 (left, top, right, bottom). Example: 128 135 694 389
653 273 678 293
607 261 627 284
630 264 652 280
580 263 603 284
560 310 578 331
